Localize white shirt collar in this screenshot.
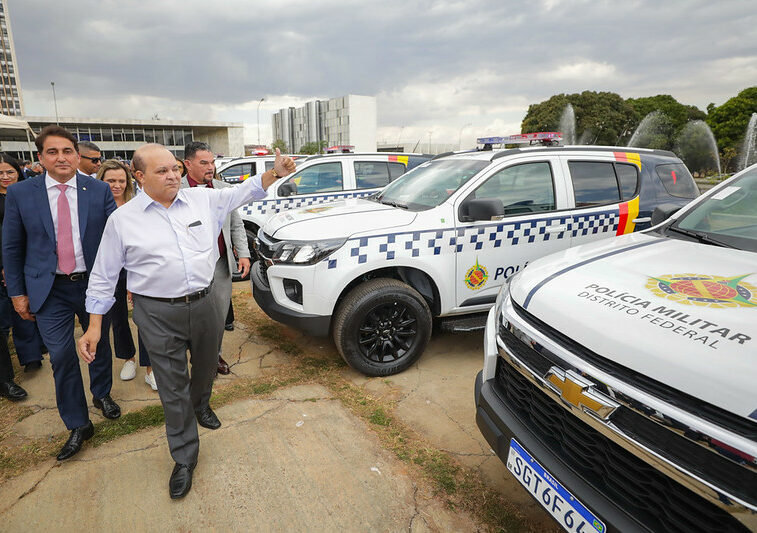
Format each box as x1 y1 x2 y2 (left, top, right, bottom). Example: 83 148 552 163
45 172 78 189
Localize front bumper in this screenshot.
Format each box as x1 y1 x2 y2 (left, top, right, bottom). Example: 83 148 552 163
475 370 642 532
251 261 330 337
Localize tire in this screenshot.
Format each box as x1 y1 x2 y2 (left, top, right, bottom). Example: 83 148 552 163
245 225 260 261
333 278 432 376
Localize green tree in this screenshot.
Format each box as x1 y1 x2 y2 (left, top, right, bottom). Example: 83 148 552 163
299 140 328 154
706 86 757 159
521 91 636 146
271 138 288 152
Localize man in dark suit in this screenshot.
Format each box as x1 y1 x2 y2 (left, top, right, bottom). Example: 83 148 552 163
2 125 120 461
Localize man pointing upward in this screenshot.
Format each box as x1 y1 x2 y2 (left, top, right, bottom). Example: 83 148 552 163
79 143 295 498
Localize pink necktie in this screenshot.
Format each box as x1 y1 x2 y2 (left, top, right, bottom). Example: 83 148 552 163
56 184 76 274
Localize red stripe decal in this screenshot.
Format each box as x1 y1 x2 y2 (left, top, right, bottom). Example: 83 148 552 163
616 202 629 236
388 155 398 162
613 151 628 163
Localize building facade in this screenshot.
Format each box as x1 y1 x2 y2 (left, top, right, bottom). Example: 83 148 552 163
272 95 376 153
0 0 24 116
0 117 244 161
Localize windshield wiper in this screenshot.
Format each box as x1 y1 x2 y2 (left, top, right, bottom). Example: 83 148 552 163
667 226 736 248
380 199 409 209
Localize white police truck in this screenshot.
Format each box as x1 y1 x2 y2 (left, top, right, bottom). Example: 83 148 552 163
233 152 430 249
252 138 699 376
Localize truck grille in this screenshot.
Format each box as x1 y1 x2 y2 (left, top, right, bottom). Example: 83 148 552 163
495 357 750 533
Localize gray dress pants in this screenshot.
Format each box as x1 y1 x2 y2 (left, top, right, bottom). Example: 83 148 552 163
132 290 223 465
213 255 233 350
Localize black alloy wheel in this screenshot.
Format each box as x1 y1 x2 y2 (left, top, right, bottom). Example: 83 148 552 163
333 278 432 376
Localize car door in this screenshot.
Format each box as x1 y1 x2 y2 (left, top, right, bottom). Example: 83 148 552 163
561 156 643 247
274 160 346 210
454 156 571 308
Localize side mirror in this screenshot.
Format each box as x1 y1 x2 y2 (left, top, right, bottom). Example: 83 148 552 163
279 182 297 197
461 198 505 221
651 203 681 226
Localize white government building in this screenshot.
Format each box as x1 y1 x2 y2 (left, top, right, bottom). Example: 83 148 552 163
272 94 377 153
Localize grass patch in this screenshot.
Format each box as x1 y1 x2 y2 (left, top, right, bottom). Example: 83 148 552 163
90 405 166 447
368 407 391 426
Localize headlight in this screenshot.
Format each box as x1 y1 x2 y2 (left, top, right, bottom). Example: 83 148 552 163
271 238 346 265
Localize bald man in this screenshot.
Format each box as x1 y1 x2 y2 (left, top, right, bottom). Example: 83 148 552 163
79 143 295 498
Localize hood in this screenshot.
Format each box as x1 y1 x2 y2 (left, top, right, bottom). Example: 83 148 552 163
510 233 757 420
263 198 417 240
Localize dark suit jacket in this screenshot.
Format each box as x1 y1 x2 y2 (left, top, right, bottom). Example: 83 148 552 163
2 172 116 313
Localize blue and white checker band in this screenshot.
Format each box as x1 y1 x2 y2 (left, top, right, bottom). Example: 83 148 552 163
325 209 619 270
239 189 378 217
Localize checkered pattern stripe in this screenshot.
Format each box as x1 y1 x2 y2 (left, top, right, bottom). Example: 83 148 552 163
571 210 618 237
326 210 617 270
239 189 377 217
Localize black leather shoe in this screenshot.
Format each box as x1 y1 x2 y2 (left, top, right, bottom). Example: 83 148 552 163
0 380 28 401
217 356 230 375
24 361 42 372
169 462 195 499
196 406 221 429
56 421 94 461
224 323 234 331
93 394 121 419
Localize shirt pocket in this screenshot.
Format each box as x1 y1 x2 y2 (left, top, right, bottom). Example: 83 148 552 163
183 221 213 254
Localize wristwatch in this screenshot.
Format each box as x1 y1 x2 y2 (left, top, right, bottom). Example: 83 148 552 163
271 168 280 179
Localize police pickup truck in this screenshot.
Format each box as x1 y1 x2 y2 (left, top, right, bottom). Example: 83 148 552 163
475 164 757 532
252 142 699 376
235 152 430 249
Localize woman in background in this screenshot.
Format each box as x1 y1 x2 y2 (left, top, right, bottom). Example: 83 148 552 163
0 153 43 376
96 160 156 391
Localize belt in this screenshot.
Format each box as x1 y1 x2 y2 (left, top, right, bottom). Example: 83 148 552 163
55 272 88 281
137 284 212 304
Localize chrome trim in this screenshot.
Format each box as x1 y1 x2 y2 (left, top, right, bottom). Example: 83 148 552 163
496 294 756 529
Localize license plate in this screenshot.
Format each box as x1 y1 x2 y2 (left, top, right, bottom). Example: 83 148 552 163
507 439 606 533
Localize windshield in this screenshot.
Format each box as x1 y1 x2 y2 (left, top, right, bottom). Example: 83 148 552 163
670 166 757 252
375 159 489 211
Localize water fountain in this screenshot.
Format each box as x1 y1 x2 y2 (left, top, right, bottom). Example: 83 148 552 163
674 120 721 176
627 110 671 148
577 130 593 145
740 112 757 170
559 104 576 145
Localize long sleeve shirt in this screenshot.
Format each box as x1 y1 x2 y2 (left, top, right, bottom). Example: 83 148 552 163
85 173 267 315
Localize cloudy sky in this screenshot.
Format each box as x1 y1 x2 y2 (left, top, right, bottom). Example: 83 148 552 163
8 0 756 147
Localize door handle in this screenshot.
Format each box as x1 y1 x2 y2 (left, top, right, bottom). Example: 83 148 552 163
545 226 567 233
632 217 651 224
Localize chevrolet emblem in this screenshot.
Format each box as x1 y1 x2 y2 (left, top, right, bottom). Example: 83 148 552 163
545 368 619 420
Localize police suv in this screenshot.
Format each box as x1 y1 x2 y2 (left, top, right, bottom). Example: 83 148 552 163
252 137 699 376
475 164 757 532
233 152 430 248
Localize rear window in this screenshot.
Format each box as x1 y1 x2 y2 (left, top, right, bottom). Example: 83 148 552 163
569 161 620 207
354 162 391 188
616 163 639 200
656 164 699 199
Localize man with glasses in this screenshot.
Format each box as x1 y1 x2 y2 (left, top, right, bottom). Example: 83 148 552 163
78 141 102 178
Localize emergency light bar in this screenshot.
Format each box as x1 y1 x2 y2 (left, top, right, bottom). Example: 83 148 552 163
477 132 562 147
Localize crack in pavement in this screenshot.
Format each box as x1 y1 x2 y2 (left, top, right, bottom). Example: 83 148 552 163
424 397 490 456
1 461 60 516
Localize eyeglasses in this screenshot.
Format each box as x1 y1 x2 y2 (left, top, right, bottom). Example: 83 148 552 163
80 155 103 163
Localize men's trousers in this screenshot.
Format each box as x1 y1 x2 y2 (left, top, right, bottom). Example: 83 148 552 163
35 277 113 430
0 283 43 365
110 271 136 360
132 290 222 465
212 256 233 354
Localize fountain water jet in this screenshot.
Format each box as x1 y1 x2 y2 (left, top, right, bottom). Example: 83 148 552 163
628 111 671 148
675 120 721 176
740 112 757 170
559 104 576 145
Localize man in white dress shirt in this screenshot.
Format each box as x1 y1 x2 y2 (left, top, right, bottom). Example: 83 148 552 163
78 143 295 498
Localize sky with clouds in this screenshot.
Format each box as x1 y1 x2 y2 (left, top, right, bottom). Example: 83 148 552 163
7 0 756 147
